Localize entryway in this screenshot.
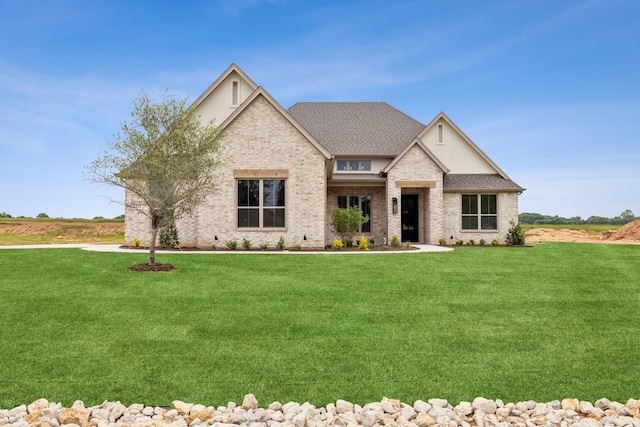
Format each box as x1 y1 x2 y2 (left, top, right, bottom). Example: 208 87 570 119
401 194 419 242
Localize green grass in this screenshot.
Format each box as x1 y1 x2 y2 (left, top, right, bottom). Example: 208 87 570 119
0 244 638 408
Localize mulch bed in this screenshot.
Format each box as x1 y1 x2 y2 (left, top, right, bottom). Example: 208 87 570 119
130 263 176 272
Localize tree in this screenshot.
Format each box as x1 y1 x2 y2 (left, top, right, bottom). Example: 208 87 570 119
331 206 369 245
87 90 222 267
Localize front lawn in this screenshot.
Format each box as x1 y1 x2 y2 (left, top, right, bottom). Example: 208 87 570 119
0 243 638 408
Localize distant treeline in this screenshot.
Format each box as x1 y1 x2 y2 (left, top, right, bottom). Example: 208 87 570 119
519 210 637 225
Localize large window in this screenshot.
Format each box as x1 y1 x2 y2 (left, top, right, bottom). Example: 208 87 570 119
238 179 285 228
337 195 371 233
462 194 497 230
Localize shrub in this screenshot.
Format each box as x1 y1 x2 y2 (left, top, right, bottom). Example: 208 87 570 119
369 238 375 248
505 221 526 245
226 240 238 250
438 237 447 246
259 242 269 250
0 212 12 218
491 239 500 246
37 213 49 218
467 239 475 246
276 236 285 250
390 235 400 246
345 239 354 247
455 240 464 246
404 241 412 249
331 239 344 250
133 237 140 248
158 220 179 248
242 237 252 250
479 239 486 246
331 206 369 244
358 235 369 251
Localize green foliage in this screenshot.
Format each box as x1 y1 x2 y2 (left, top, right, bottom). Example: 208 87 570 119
133 237 140 248
0 212 12 218
491 239 499 246
86 90 223 265
345 239 353 247
479 239 486 246
37 213 49 218
259 242 269 251
1 245 638 406
158 219 179 248
276 236 285 250
368 238 375 248
519 210 637 226
225 240 237 250
438 237 447 246
242 237 252 250
331 207 369 244
331 239 344 250
455 239 464 246
358 235 369 251
505 221 526 246
390 234 400 246
404 241 412 249
467 239 475 246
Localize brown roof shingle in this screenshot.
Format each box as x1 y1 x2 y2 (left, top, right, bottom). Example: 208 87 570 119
444 174 525 192
287 102 425 156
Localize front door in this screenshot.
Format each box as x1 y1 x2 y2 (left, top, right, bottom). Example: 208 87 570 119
401 194 419 242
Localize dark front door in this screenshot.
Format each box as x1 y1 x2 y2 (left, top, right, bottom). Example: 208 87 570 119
401 194 419 242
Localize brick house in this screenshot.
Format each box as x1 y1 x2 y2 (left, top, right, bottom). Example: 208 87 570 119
125 64 525 248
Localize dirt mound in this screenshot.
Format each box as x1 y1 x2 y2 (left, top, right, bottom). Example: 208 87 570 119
604 219 640 241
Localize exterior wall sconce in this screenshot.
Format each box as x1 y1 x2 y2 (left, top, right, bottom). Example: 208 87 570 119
392 197 398 214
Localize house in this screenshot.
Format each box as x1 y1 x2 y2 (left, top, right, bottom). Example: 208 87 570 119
125 64 524 248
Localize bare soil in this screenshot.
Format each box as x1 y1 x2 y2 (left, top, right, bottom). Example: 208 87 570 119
525 220 640 244
0 219 124 245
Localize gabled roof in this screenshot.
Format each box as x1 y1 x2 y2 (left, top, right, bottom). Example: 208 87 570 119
288 102 426 156
219 87 332 160
381 138 449 175
443 174 525 192
190 63 258 110
420 112 511 179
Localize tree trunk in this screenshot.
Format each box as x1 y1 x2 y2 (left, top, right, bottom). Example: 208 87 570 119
149 221 159 266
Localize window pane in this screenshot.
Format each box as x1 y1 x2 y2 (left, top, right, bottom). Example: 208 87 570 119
238 208 259 227
360 160 372 171
348 161 359 171
361 195 371 232
337 196 347 209
481 216 497 230
462 195 478 214
349 196 359 208
238 180 259 207
264 179 285 207
263 208 285 227
337 160 348 171
462 216 478 230
481 195 497 214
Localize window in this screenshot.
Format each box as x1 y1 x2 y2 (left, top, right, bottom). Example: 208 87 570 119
437 123 444 145
462 194 497 230
336 159 372 172
231 80 240 107
337 195 371 232
238 179 285 228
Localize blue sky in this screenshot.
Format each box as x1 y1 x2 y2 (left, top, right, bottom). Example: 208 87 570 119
1 0 638 219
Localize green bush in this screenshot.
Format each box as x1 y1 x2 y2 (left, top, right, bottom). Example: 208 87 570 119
390 234 400 246
491 239 500 246
505 221 526 245
276 236 285 250
226 240 238 250
455 240 464 246
331 206 369 244
438 237 447 246
158 220 179 248
259 242 269 250
468 239 475 246
369 238 375 248
242 237 252 250
331 239 344 250
133 237 140 248
37 213 49 218
479 239 486 246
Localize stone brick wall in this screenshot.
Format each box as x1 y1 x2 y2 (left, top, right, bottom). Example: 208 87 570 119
385 144 444 245
443 192 519 244
125 94 329 249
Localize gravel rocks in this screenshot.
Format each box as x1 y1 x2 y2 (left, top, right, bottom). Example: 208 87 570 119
1 395 639 427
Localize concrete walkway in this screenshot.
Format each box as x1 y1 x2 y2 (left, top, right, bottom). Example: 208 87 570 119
0 243 453 254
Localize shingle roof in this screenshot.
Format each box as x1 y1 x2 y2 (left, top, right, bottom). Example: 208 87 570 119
287 102 426 156
444 174 525 192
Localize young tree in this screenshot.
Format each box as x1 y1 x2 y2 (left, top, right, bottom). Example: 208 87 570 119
331 206 369 245
87 90 222 267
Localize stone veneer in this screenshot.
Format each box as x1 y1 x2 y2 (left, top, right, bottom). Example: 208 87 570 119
125 95 328 249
